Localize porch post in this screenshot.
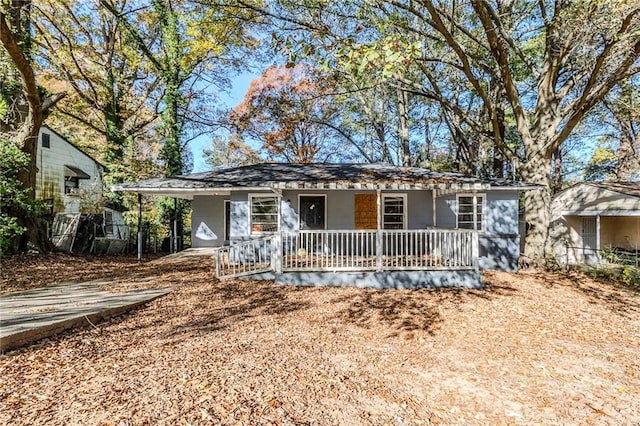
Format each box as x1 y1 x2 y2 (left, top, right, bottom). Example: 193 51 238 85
472 230 479 270
376 189 383 271
274 190 283 273
596 215 601 265
137 193 143 262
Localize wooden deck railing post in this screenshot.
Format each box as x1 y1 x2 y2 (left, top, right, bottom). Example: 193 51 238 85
215 248 220 278
376 229 383 272
472 231 479 270
272 233 282 274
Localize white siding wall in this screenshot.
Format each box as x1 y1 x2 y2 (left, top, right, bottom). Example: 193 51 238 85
35 127 104 214
191 195 228 248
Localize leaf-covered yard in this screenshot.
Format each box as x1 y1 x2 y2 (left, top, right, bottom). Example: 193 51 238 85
1 254 639 425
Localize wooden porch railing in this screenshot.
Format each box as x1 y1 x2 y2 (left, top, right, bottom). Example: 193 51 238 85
214 229 478 279
213 235 275 279
282 229 478 271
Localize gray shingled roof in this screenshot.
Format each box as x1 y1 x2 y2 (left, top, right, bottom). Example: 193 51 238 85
112 163 538 196
589 181 640 199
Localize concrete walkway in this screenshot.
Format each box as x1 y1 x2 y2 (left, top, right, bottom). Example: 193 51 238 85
0 280 171 352
0 248 218 353
0 248 215 352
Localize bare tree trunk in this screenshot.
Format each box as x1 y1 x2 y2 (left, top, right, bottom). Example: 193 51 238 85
616 131 638 181
551 147 562 194
397 88 411 166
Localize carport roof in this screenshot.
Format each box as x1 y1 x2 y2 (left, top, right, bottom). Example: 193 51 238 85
589 182 640 199
112 162 540 199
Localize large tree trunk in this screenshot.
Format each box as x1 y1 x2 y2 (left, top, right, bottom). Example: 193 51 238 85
1 2 43 250
520 146 552 264
616 131 637 181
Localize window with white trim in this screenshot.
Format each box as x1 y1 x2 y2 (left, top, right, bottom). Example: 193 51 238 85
249 194 279 234
382 194 406 229
456 194 484 231
64 176 80 195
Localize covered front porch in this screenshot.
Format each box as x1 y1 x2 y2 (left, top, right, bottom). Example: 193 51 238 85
213 228 480 287
113 163 531 287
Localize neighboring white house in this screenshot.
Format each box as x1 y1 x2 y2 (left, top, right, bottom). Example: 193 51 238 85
35 125 105 214
550 182 640 266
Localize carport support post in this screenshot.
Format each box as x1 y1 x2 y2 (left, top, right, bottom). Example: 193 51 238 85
137 193 142 262
173 197 178 253
596 215 601 265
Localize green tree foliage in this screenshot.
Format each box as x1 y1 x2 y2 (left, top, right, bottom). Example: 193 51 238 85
100 0 257 177
0 138 41 255
1 0 65 252
584 144 618 182
239 0 640 262
34 0 163 209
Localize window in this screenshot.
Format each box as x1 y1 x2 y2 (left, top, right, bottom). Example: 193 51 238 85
457 194 484 231
64 176 80 195
383 194 406 229
299 195 326 230
250 194 279 234
42 133 50 148
104 210 114 236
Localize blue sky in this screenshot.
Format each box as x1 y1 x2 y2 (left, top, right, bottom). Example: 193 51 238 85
188 71 257 173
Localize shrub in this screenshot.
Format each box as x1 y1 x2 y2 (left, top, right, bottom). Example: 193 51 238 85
0 139 40 255
622 266 640 288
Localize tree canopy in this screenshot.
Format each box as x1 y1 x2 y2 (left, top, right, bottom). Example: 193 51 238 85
1 0 638 260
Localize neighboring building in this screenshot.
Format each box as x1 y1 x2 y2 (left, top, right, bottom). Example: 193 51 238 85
35 125 105 214
114 163 537 288
36 126 129 254
550 182 640 266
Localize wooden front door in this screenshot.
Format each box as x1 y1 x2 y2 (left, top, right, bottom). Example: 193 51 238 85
354 193 377 229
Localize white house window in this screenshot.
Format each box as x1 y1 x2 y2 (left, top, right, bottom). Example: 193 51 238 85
104 210 114 236
382 194 406 229
64 177 80 195
457 194 484 231
250 194 279 234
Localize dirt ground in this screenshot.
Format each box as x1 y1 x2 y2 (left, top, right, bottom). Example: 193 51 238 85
1 253 639 425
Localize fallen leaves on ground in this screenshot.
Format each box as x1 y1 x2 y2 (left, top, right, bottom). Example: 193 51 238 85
1 253 639 425
1 252 166 294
